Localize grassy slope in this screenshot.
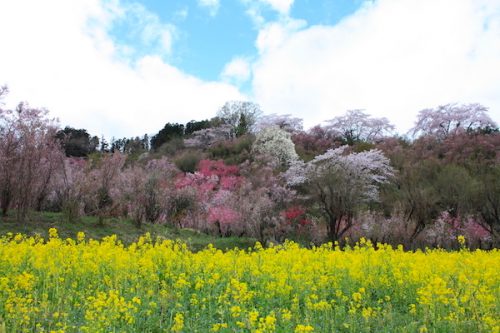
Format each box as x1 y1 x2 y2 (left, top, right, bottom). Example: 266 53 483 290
0 212 256 251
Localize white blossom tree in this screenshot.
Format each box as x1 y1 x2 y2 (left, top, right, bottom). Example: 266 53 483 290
324 110 395 144
285 146 394 242
217 101 263 136
411 103 497 139
252 126 299 167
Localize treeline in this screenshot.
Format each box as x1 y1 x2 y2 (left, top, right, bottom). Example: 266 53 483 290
1 86 499 249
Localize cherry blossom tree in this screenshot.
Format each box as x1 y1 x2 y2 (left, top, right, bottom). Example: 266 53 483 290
254 114 303 133
0 99 63 221
324 110 395 145
285 146 394 242
411 103 497 139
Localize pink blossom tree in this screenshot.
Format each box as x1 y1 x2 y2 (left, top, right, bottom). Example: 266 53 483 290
173 159 243 233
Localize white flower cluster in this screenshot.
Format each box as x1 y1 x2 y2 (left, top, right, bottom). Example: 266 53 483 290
252 126 299 167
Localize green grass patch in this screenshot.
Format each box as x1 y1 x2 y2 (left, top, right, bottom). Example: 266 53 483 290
0 211 256 251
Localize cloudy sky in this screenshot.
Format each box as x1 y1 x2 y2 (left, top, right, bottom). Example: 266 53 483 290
0 0 499 138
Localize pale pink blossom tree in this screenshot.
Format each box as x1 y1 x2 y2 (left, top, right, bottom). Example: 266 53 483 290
285 146 394 242
254 114 303 133
410 103 497 139
0 98 63 221
324 110 395 145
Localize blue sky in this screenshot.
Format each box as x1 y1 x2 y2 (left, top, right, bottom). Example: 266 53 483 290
110 0 363 86
0 0 499 138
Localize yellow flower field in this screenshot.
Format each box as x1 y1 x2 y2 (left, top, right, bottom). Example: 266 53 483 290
0 229 498 333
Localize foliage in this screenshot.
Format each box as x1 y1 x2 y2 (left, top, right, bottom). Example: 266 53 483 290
157 137 185 156
470 165 500 239
208 134 254 165
185 119 211 135
110 135 149 157
0 233 498 332
174 151 201 173
150 122 185 150
56 126 99 157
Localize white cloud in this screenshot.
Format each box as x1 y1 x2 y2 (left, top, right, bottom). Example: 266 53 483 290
256 18 306 54
250 0 500 132
260 0 294 15
198 0 220 17
221 57 252 83
0 0 243 138
241 0 295 27
115 2 177 57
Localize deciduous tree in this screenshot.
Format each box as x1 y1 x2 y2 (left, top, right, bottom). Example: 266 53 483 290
411 103 496 139
254 114 303 133
0 98 63 221
217 101 262 136
252 126 299 167
285 146 394 242
324 110 394 145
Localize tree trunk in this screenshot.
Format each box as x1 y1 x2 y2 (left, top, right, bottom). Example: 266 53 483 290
326 212 338 243
1 189 11 217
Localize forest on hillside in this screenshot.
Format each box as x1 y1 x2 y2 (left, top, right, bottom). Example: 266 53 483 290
1 86 499 249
